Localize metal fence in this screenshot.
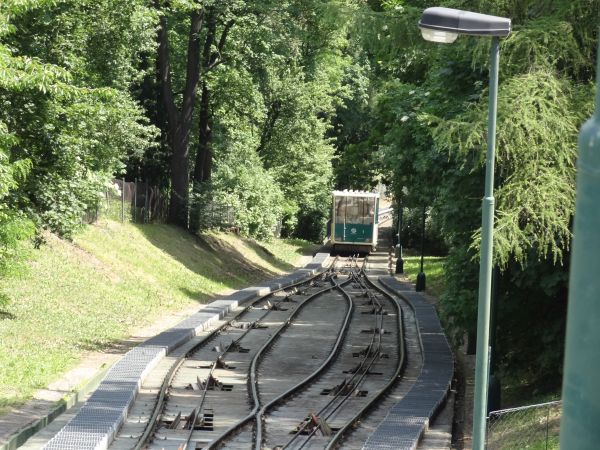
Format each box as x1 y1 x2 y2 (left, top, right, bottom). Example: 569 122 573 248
82 179 169 224
191 201 237 230
82 179 237 230
487 401 562 450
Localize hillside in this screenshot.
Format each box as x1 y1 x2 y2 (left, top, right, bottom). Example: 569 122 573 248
0 220 317 413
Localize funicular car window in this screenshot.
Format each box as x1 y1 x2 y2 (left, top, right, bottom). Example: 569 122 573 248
363 197 375 224
335 196 346 223
346 197 360 223
335 195 376 226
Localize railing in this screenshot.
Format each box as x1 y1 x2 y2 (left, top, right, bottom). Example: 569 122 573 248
487 400 562 450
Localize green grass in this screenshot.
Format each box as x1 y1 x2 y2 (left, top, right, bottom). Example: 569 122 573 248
0 220 314 413
259 238 320 266
402 254 447 297
487 403 561 450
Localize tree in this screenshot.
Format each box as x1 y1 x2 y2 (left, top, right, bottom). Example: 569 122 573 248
353 0 598 393
156 2 204 226
1 0 157 237
192 5 236 185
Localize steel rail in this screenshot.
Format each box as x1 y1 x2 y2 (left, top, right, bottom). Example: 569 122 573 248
178 300 284 450
253 274 357 450
205 271 354 450
323 274 407 450
282 271 386 449
132 259 337 450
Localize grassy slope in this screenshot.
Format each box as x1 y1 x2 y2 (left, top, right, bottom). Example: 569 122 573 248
0 220 317 412
402 255 447 298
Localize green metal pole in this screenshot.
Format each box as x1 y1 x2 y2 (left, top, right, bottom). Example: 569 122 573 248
559 37 600 450
472 36 499 450
416 205 426 291
395 198 404 273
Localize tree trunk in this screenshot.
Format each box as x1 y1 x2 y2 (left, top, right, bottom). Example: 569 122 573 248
193 83 213 183
156 7 204 227
192 11 235 185
257 99 282 160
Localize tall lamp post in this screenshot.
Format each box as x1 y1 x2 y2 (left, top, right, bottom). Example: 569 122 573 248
415 205 426 291
418 7 511 450
395 199 404 273
560 39 600 449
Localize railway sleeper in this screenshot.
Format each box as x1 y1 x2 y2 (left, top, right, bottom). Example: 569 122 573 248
352 344 378 358
228 340 250 353
319 379 363 397
290 413 336 437
343 362 383 376
197 358 235 370
195 374 233 391
361 327 385 334
361 306 388 315
200 354 235 369
164 411 181 429
161 410 214 431
263 300 288 311
192 410 214 431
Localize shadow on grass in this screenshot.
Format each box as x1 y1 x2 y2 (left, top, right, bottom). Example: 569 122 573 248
243 239 296 273
68 224 315 365
134 223 290 293
0 310 15 320
77 335 155 354
178 286 229 301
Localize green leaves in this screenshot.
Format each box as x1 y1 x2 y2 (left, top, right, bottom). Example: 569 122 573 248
436 69 580 267
349 1 597 389
0 0 158 240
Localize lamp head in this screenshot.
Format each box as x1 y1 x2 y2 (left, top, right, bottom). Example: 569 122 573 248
419 27 458 43
419 7 511 43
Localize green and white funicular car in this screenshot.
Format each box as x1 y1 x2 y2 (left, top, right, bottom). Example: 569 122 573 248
331 190 379 254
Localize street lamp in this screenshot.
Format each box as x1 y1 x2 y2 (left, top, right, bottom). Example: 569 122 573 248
395 199 404 273
419 7 511 450
415 205 426 291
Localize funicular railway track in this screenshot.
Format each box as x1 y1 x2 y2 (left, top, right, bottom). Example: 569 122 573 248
110 256 409 450
254 267 404 450
122 259 342 450
38 248 454 450
99 249 453 450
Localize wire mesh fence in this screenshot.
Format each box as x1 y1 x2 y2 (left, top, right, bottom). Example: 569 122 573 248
487 401 562 450
82 179 237 230
191 201 237 230
82 179 169 225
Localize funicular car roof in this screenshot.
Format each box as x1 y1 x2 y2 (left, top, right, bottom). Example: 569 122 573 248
332 190 379 198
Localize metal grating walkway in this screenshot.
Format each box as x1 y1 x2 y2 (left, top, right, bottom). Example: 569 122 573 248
363 276 454 450
42 253 330 450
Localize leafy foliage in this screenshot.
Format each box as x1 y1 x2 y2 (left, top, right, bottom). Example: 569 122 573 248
1 0 598 400
0 0 157 239
338 0 598 395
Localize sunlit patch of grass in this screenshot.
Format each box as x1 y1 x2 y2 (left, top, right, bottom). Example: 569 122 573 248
487 402 561 450
0 220 315 412
259 237 320 266
402 255 447 297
